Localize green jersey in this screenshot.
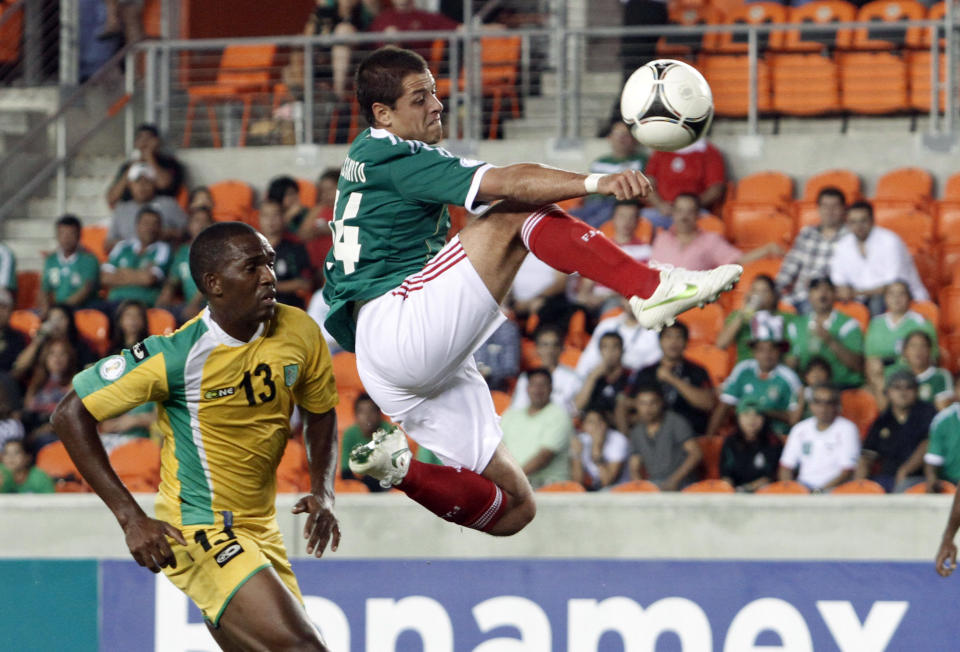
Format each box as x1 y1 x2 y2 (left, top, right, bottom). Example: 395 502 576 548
42 249 100 306
721 359 802 434
728 309 794 362
865 310 939 363
103 238 172 305
322 128 491 351
0 242 16 292
169 244 199 303
927 404 960 482
786 310 864 389
0 465 54 493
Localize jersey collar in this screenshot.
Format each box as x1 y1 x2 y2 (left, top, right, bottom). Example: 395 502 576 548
201 308 265 347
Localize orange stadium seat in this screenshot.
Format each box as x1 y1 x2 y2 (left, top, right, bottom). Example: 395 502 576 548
559 346 582 368
81 224 110 262
109 438 161 492
657 6 723 59
276 439 309 493
698 214 725 234
756 480 811 494
833 300 871 331
803 169 862 203
911 300 940 329
939 285 960 332
831 479 886 494
328 98 361 145
771 53 841 116
875 210 934 253
708 3 789 54
873 167 934 212
566 309 589 350
490 390 512 415
728 211 794 250
943 333 960 373
75 308 110 357
537 481 587 493
682 478 735 493
297 178 317 208
684 343 731 387
935 203 960 243
851 0 927 51
208 180 255 224
36 441 87 492
600 218 653 244
147 308 177 336
839 51 909 114
720 257 784 312
331 351 364 395
700 54 773 117
610 479 661 493
9 310 40 338
0 2 23 64
678 303 725 345
15 270 39 310
944 171 960 202
905 479 955 494
937 244 960 289
183 44 277 148
907 51 946 112
697 435 724 479
724 171 794 218
841 388 878 439
781 0 856 52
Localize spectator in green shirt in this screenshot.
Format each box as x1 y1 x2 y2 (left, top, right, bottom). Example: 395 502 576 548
101 207 172 308
717 274 794 363
341 393 396 492
925 403 960 490
156 206 213 323
40 214 101 312
882 330 955 412
0 439 54 493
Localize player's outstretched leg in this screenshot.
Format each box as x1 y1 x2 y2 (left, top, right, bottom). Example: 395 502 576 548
350 431 534 536
518 204 741 331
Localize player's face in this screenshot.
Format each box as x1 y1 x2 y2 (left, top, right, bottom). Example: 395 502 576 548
380 71 444 144
883 282 909 315
56 225 80 254
217 233 278 323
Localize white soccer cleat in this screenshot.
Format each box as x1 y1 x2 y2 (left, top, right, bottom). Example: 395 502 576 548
348 428 411 489
630 263 743 331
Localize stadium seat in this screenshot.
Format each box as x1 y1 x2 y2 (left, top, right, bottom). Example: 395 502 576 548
839 52 909 114
698 214 725 234
75 308 110 357
696 435 724 479
840 388 878 439
599 218 653 244
15 270 39 310
935 203 960 243
328 98 362 145
781 0 856 52
657 6 723 59
850 0 927 51
700 54 773 117
81 224 110 262
724 171 794 220
147 308 177 336
943 333 960 373
831 479 886 494
678 303 725 345
833 300 871 331
566 309 589 351
331 351 364 395
109 438 161 492
208 180 255 224
297 178 317 208
36 441 87 492
9 310 40 338
610 479 661 493
684 343 731 387
939 284 960 332
756 480 811 494
490 390 512 416
944 171 960 202
682 478 735 493
905 479 955 494
803 168 863 203
182 44 277 148
907 51 946 112
334 393 358 436
276 439 309 493
911 300 940 329
937 243 960 289
874 210 934 253
913 249 940 299
727 211 794 250
559 346 582 368
334 477 370 493
537 481 587 492
873 167 934 213
707 3 789 54
771 53 841 116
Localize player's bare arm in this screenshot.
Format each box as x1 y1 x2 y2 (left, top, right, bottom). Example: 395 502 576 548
936 483 960 576
477 164 651 205
293 406 341 558
51 391 186 572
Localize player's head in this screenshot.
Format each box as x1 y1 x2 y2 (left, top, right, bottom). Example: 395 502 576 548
356 46 443 144
190 222 277 323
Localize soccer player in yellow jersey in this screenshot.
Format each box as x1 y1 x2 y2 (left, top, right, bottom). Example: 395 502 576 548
53 222 339 651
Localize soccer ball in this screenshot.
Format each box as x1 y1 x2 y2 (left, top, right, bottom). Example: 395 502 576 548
620 59 714 152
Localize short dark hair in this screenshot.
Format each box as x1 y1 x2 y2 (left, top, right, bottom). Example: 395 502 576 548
848 200 874 220
534 323 564 343
660 321 689 341
353 392 378 413
903 329 933 349
527 367 553 385
267 176 300 204
136 123 160 137
633 382 664 400
751 274 781 305
808 276 834 290
811 382 840 403
189 222 259 293
56 214 82 230
816 186 846 205
803 355 833 379
318 167 340 184
599 331 624 348
674 193 701 210
885 279 912 301
136 205 162 223
356 46 430 126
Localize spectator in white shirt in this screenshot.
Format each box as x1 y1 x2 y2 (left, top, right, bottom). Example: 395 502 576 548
829 201 928 315
570 409 631 490
511 325 582 416
575 297 662 378
778 383 861 491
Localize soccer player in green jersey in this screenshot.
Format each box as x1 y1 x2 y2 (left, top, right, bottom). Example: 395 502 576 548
327 46 741 535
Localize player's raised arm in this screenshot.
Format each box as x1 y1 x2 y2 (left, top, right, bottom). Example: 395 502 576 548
51 391 186 572
476 163 651 205
293 406 341 558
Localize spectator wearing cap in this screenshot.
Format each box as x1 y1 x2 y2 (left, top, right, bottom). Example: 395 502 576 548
649 193 783 271
856 369 935 492
925 401 960 491
101 207 172 308
40 214 101 311
829 200 928 315
880 330 955 412
785 276 864 390
627 382 702 491
706 317 802 438
775 187 848 314
0 289 26 374
106 161 187 252
106 123 186 209
779 383 861 492
720 398 783 493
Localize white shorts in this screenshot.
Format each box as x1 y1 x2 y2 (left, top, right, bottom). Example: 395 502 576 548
355 237 507 472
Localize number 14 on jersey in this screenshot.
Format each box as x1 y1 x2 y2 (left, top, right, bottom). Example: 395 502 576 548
329 191 362 275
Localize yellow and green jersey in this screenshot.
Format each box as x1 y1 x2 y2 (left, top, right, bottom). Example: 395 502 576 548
72 304 338 528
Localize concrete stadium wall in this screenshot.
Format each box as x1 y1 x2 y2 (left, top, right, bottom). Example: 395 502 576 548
0 493 951 561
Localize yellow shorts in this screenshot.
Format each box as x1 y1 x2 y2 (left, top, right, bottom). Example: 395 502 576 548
162 519 303 626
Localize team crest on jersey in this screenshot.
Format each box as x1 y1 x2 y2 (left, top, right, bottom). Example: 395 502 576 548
131 341 149 362
284 364 299 387
99 356 126 381
204 387 235 400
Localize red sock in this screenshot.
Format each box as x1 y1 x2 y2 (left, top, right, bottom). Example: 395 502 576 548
397 460 507 532
520 205 660 300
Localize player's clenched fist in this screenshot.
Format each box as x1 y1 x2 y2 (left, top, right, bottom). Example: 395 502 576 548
596 169 652 200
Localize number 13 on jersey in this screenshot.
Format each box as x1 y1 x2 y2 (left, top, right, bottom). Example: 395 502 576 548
330 191 362 275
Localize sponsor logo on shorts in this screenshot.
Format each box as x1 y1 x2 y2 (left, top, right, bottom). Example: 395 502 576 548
99 356 126 381
131 341 149 362
203 387 235 400
215 542 244 567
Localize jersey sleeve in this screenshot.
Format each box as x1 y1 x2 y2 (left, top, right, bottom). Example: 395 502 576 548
837 317 864 353
720 363 747 405
293 318 339 414
925 409 954 466
390 143 491 213
72 347 170 422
